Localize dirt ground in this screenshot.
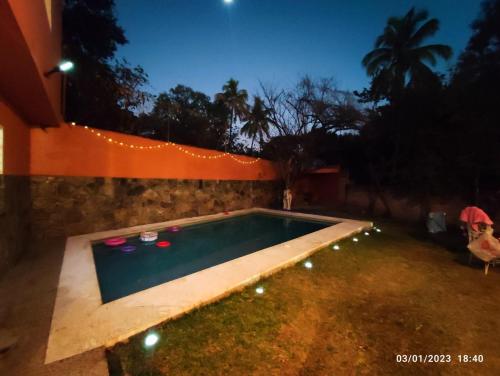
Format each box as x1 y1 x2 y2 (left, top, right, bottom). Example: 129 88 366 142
110 224 500 375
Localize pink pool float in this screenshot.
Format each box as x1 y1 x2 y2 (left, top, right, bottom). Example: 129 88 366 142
156 241 171 248
104 237 126 247
166 226 181 233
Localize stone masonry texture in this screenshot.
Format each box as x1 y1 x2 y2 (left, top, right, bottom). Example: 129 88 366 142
0 175 31 274
29 176 282 240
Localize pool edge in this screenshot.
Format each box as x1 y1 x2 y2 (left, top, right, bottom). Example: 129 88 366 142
45 208 372 364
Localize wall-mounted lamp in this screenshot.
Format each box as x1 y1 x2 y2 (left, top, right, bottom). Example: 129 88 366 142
45 60 75 121
45 60 74 77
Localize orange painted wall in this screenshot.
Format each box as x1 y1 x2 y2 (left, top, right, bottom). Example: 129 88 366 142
30 124 279 180
6 0 62 124
0 100 31 175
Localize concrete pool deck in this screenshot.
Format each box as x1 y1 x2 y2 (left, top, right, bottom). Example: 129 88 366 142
0 238 108 376
46 208 372 364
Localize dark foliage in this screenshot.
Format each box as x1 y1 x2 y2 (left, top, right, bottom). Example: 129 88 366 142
135 85 232 151
260 77 363 188
448 0 500 205
350 3 500 217
63 0 150 131
362 7 452 102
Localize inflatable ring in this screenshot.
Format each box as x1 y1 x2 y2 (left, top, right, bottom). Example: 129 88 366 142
156 241 171 248
166 226 181 233
121 245 136 253
140 231 158 242
104 237 126 247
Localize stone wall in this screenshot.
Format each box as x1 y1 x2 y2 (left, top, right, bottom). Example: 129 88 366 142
0 175 31 274
30 176 282 239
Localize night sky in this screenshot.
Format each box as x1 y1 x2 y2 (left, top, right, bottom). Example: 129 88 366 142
115 0 482 98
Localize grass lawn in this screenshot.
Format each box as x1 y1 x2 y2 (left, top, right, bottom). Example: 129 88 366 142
108 223 500 375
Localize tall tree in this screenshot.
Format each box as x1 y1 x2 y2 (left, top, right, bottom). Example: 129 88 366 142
240 96 270 154
63 0 152 134
148 85 227 149
63 0 126 62
362 7 452 101
215 79 249 151
450 0 500 205
454 0 500 93
113 59 153 132
63 0 127 127
261 77 363 189
359 7 452 212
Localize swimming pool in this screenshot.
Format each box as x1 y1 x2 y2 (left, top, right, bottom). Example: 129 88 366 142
47 208 371 364
93 214 332 303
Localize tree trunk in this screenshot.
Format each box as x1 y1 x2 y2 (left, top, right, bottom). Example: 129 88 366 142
390 105 402 179
228 109 235 152
368 162 392 218
250 136 255 156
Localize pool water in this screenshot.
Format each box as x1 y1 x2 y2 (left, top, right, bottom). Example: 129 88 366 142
92 213 332 303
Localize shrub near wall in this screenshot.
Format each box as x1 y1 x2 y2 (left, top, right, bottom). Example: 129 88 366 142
343 184 500 224
30 177 281 239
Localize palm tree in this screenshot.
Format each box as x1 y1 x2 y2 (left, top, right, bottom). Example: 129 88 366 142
215 79 248 151
241 96 270 155
362 7 452 100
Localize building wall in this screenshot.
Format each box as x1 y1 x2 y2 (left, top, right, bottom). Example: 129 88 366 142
30 177 281 239
7 0 62 112
0 0 62 274
31 124 279 180
0 101 32 274
0 100 31 175
28 124 281 240
1 0 62 125
293 173 340 206
309 174 340 204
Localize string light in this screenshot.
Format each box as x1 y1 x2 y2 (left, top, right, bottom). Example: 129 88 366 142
70 123 262 165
